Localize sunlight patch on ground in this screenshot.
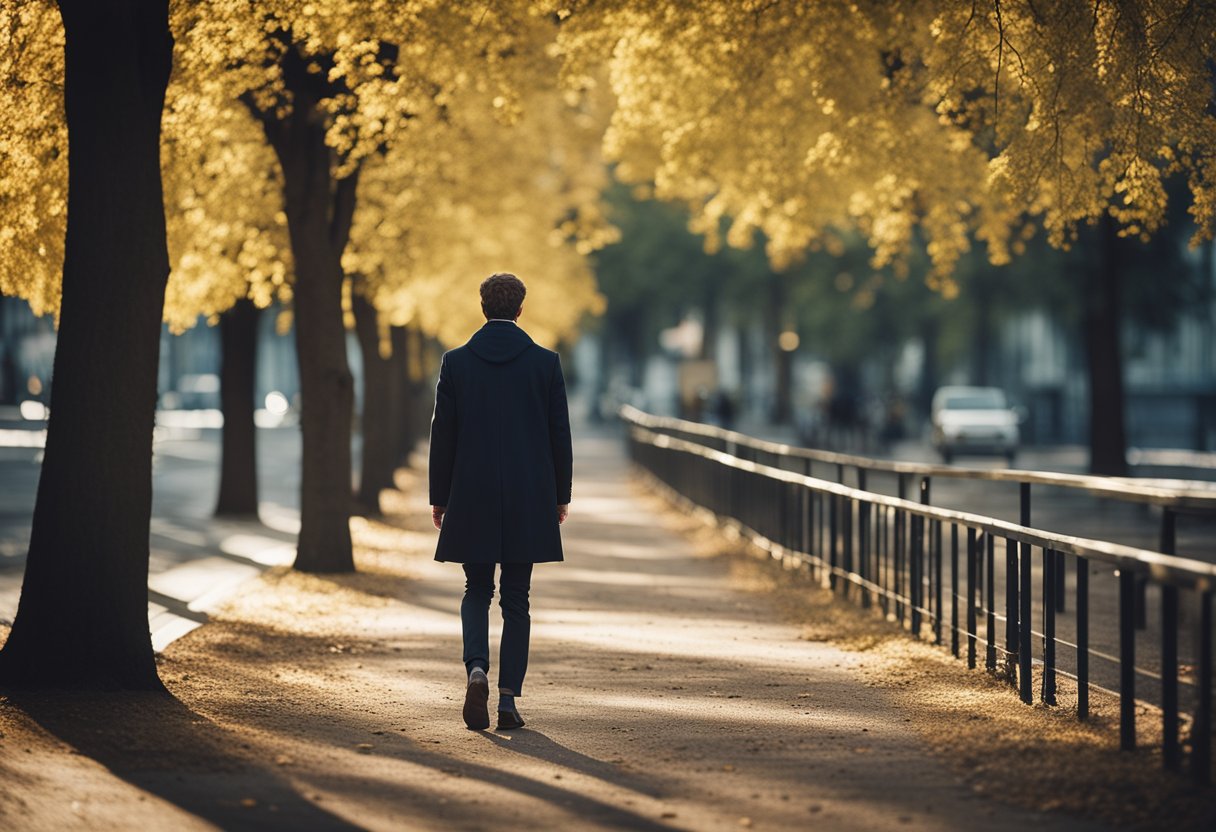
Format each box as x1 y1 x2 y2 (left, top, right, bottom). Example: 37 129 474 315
258 502 301 535
147 557 261 611
218 533 295 566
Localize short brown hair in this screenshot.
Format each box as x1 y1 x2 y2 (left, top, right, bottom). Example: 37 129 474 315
480 272 526 319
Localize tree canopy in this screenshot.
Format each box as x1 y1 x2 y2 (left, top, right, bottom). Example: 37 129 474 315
558 0 1216 288
3 0 612 345
7 1 1215 329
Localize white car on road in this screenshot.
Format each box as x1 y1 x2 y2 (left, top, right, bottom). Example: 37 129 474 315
930 386 1021 464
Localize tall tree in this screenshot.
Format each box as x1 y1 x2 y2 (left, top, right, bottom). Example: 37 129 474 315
214 298 262 516
171 1 613 572
0 0 173 688
242 50 362 572
352 287 396 515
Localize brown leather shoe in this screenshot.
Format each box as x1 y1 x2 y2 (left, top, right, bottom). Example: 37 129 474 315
463 675 490 730
496 710 526 730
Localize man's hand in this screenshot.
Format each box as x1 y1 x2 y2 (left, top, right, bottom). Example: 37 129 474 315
558 504 569 525
431 506 445 530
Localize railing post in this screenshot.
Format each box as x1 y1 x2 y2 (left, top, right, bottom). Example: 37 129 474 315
967 527 977 669
842 496 854 599
1006 536 1018 687
829 493 839 592
934 519 943 646
919 476 929 642
910 513 922 637
951 523 960 658
858 470 870 608
1077 556 1089 720
1042 548 1057 705
986 533 996 672
1119 568 1137 751
803 459 814 561
786 478 795 557
879 506 889 616
1019 484 1034 703
1019 540 1032 705
818 492 827 583
896 474 907 623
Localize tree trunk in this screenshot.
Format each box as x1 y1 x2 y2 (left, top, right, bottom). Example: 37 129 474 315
918 318 940 417
390 325 420 466
971 277 992 386
251 52 358 573
768 274 792 424
353 292 396 514
1083 215 1129 476
0 0 173 689
215 298 261 517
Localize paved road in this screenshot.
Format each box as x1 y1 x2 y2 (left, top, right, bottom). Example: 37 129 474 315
0 415 303 647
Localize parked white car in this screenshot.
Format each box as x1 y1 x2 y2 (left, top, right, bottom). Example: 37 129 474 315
930 386 1021 464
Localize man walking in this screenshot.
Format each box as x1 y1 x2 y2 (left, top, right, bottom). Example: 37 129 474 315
429 273 573 731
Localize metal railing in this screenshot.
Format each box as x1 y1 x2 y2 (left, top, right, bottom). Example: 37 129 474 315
622 410 1216 783
623 406 1216 632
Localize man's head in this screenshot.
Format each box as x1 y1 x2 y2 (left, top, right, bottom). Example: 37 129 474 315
480 272 527 321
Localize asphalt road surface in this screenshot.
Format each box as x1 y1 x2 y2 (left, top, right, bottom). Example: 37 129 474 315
0 413 303 648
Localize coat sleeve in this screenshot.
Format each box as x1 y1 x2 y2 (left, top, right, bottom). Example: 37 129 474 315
428 352 456 507
549 354 573 504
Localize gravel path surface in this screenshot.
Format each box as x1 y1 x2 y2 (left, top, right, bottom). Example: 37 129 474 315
2 433 1207 830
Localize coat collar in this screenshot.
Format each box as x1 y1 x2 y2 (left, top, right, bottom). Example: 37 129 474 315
466 320 534 364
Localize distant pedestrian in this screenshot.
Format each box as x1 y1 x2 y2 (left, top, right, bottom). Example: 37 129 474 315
428 272 573 731
714 388 736 430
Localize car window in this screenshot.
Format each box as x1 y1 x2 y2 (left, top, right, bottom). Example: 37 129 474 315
943 391 1005 410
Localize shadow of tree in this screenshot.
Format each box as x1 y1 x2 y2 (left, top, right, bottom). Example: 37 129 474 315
4 690 363 831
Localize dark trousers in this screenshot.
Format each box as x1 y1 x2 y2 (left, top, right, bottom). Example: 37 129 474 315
461 562 533 696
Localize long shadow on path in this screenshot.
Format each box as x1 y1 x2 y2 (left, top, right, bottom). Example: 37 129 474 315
4 690 363 831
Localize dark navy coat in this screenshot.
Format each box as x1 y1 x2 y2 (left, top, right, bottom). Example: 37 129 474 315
428 321 573 564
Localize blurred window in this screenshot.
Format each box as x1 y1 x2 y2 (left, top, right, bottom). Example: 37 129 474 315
943 391 1006 410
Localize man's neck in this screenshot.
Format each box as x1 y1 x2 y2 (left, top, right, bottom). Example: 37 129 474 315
487 318 517 325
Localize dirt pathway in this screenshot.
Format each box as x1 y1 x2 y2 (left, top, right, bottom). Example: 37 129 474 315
0 433 1130 830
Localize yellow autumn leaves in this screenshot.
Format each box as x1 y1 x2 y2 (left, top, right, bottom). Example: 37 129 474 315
556 0 1216 287
3 0 611 348
3 0 1215 333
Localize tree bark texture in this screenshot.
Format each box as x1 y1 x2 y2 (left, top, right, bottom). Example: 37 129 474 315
215 298 261 517
252 50 358 572
0 0 173 689
353 292 397 514
1083 215 1129 476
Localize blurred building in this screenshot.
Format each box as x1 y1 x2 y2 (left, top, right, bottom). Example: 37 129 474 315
0 297 55 407
0 298 302 415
